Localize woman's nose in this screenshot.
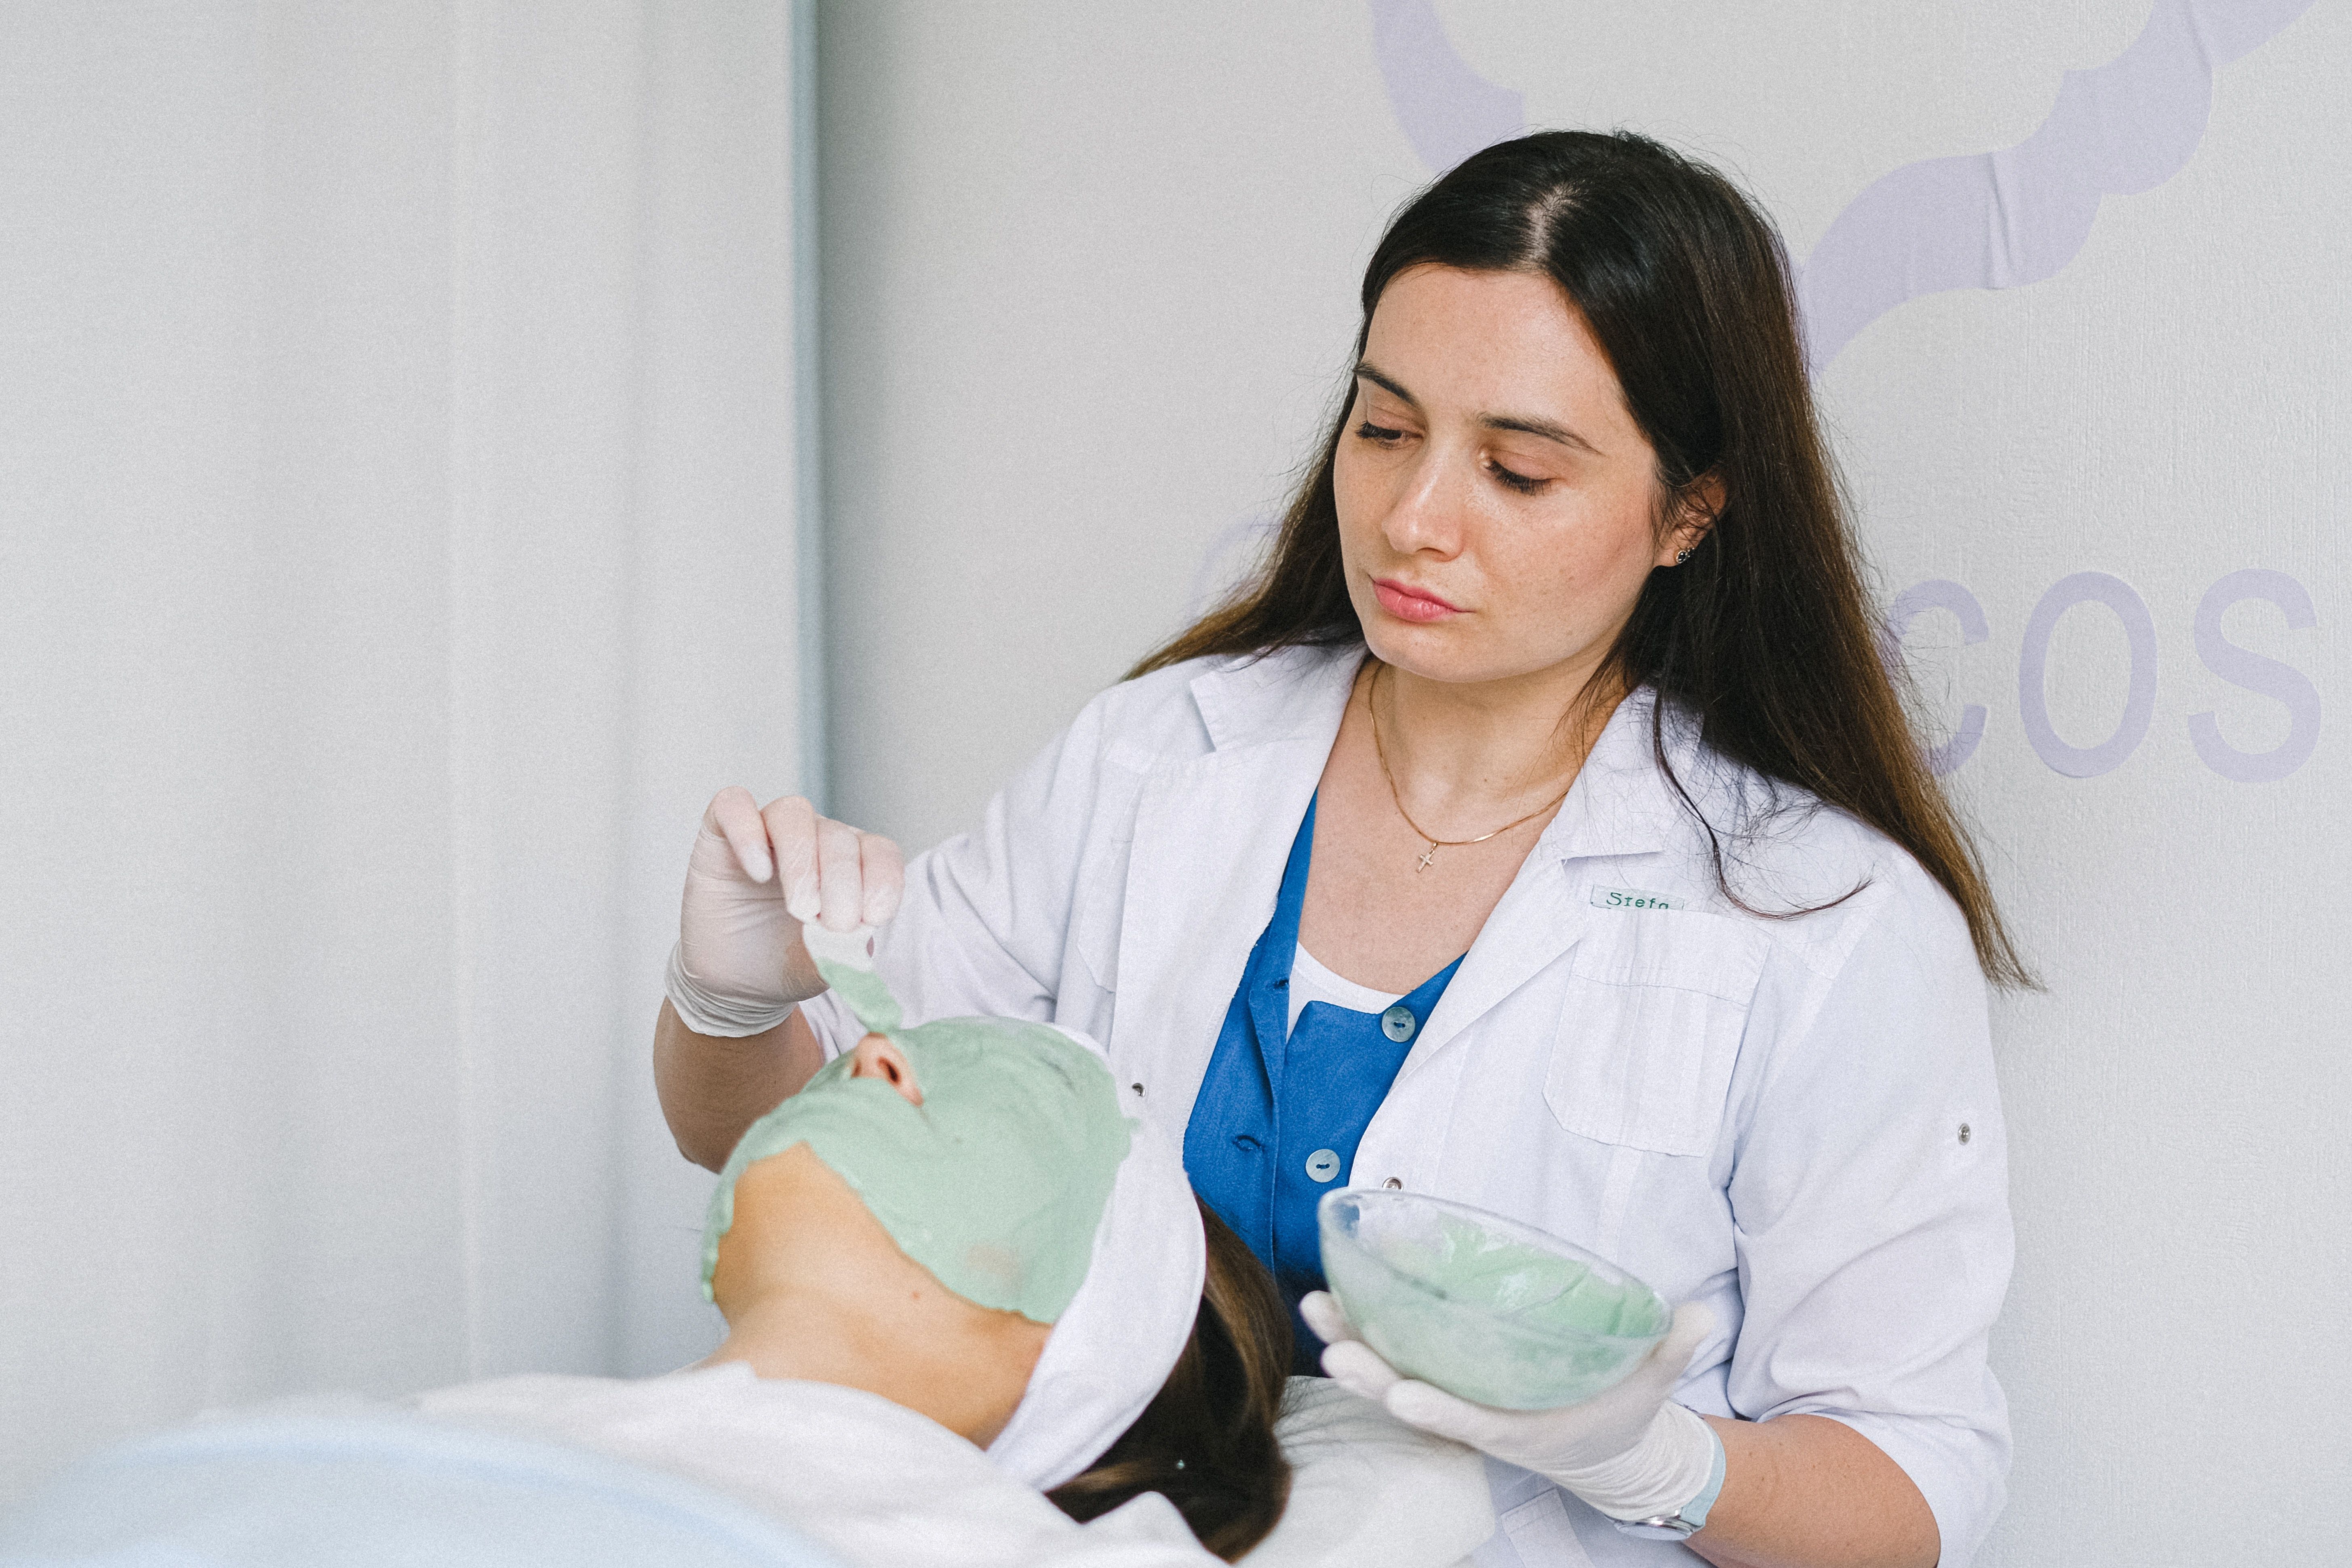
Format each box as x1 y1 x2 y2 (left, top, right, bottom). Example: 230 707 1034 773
1382 449 1467 556
848 1033 924 1106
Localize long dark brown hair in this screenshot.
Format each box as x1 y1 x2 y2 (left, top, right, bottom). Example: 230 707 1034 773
1128 130 2028 987
1048 1201 1294 1560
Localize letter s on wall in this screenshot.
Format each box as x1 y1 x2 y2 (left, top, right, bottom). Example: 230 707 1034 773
2190 569 2320 782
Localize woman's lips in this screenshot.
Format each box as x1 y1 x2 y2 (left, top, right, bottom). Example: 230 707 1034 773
1372 577 1462 623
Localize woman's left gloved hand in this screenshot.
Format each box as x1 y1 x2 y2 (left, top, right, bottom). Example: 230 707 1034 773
1299 1290 1722 1525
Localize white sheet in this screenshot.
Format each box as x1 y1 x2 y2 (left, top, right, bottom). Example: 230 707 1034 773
417 1368 1494 1568
2 1367 1494 1568
417 1365 1211 1568
1245 1378 1493 1568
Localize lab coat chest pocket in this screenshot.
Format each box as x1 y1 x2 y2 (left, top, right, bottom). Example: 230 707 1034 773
1545 911 1765 1157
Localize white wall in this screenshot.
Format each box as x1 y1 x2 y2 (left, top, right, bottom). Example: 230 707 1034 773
820 2 2348 1561
0 0 803 1501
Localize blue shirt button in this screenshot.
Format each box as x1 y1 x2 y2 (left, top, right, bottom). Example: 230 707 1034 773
1380 1004 1417 1043
1305 1149 1342 1183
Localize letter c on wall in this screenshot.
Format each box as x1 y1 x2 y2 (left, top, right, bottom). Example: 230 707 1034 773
2189 569 2320 782
1884 579 1988 775
2018 572 2158 778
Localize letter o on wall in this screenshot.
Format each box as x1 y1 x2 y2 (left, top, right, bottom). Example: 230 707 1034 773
2017 572 2158 778
2189 569 2320 782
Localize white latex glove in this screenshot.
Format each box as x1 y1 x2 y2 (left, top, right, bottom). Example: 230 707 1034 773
666 788 904 1037
1301 1290 1721 1524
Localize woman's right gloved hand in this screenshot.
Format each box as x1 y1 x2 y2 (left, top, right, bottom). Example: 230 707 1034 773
666 787 905 1038
1302 1291 1722 1527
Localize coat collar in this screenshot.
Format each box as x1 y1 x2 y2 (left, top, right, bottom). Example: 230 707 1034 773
1109 645 1359 1135
1115 643 1715 1130
1187 642 1702 864
1185 641 1364 753
1528 684 1699 864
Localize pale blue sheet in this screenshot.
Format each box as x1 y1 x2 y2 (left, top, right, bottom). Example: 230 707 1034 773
0 1411 843 1568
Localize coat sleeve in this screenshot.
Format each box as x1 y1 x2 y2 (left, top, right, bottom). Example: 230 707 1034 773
1721 858 2014 1568
799 669 1176 1059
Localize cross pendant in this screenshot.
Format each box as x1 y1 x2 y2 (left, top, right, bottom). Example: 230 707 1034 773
1415 845 1437 872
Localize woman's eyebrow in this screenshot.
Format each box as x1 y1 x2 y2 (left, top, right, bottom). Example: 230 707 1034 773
1482 412 1601 456
1354 359 1600 455
1353 360 1419 409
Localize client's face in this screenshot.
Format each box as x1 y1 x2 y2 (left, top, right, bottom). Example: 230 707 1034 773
704 1026 1130 1447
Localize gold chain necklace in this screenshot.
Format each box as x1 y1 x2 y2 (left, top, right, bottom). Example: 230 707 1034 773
1367 663 1578 872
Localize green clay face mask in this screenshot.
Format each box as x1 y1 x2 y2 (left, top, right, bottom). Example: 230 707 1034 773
700 936 1130 1325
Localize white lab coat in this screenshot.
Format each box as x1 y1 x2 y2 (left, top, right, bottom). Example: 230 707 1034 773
804 642 2013 1568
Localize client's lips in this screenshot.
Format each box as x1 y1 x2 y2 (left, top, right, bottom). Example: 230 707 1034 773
1372 577 1463 622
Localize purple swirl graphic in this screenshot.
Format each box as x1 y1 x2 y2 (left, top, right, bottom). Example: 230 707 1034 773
1368 0 1523 174
1798 0 2318 370
1365 0 2316 369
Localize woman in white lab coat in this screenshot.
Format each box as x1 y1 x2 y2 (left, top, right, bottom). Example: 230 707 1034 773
655 131 2025 1568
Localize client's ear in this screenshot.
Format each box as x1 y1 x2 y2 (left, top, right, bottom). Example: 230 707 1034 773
849 1033 923 1105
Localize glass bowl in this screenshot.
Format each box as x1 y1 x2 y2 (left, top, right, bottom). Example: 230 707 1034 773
1317 1188 1671 1410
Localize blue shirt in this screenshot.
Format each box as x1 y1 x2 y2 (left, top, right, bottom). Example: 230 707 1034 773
1182 793 1463 1368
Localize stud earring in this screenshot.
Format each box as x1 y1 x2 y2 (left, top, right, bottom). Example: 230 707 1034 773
1674 547 1692 565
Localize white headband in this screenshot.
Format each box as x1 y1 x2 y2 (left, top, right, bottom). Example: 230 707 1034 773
986 1028 1207 1490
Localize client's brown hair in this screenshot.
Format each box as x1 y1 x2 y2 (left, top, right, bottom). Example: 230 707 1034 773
1047 1201 1294 1560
